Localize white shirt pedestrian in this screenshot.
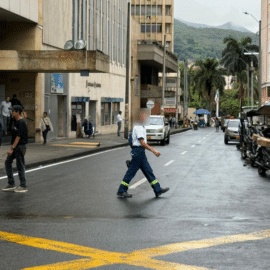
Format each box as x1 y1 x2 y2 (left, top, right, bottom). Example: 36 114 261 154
117 112 123 136
1 100 12 117
132 125 147 146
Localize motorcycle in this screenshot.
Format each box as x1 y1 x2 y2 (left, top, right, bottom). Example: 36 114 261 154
193 121 198 130
241 125 259 167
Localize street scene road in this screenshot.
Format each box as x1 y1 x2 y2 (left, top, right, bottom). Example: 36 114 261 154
1 127 270 270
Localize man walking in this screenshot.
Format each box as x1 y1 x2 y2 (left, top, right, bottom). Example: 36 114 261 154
2 105 28 193
116 111 122 137
0 96 12 135
117 109 169 198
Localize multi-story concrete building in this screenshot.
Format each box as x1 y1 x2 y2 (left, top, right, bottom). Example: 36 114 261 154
65 0 128 138
261 0 270 105
131 0 174 52
0 0 127 143
130 0 179 119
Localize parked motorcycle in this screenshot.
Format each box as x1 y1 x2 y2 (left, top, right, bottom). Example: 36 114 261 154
193 121 198 130
241 125 259 167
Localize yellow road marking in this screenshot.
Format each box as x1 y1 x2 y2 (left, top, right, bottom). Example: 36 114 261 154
0 229 270 270
70 142 100 146
52 144 98 149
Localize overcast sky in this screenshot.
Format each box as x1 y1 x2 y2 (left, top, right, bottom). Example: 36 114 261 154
174 0 261 33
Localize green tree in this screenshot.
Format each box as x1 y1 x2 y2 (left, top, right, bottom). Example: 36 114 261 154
193 58 226 116
220 37 259 101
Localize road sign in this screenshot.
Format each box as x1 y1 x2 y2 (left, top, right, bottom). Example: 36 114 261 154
147 100 154 109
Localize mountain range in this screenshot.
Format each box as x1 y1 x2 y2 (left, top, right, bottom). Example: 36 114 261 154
174 19 258 61
176 18 253 33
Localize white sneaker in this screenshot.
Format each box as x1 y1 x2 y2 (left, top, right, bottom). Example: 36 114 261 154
14 186 28 193
2 184 16 192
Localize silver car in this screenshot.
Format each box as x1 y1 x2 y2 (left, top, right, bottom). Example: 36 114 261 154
145 116 170 145
224 119 240 144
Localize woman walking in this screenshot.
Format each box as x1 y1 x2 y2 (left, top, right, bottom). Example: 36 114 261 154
39 112 53 145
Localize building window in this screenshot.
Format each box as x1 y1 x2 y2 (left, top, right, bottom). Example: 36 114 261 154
135 75 139 96
141 5 145 15
165 24 171 34
268 87 270 97
101 102 111 126
112 102 120 124
146 5 151 15
165 5 171 16
152 24 162 33
165 41 170 49
142 24 162 33
131 5 135 15
157 6 162 15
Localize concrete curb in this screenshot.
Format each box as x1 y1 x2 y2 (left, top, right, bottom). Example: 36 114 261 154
20 127 192 171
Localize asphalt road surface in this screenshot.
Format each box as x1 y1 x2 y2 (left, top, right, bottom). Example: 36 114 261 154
0 128 270 270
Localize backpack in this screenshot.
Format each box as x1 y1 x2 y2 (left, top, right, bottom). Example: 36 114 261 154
128 129 133 147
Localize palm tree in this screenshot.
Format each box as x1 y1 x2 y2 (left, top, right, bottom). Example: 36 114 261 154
193 58 225 118
220 37 259 101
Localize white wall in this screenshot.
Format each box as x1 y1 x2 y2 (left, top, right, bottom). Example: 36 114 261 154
68 63 126 137
0 0 38 23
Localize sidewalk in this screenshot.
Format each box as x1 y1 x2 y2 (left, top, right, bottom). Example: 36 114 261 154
0 127 191 173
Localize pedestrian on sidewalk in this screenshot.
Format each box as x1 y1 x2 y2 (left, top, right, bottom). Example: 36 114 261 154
169 116 172 128
117 109 169 198
0 96 12 136
172 117 176 128
82 117 93 138
0 117 4 146
39 112 53 145
215 117 219 132
2 105 28 193
116 111 122 137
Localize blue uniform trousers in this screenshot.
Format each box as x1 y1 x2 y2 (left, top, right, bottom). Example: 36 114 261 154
118 147 162 194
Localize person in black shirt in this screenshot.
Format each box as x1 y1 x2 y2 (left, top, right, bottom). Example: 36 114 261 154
10 94 23 108
2 105 28 193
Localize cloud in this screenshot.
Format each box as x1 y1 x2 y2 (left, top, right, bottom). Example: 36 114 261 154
174 0 260 33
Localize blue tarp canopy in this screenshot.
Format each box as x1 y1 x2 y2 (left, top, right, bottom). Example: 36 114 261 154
193 109 210 115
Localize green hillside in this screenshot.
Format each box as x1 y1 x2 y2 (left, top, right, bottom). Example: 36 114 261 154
174 19 259 61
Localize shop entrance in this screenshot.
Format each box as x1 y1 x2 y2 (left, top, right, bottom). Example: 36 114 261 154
71 102 85 131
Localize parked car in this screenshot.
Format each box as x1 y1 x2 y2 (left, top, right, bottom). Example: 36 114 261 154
222 119 230 132
224 119 240 144
145 115 170 145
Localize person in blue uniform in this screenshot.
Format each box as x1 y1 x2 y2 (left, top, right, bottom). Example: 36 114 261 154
117 110 169 198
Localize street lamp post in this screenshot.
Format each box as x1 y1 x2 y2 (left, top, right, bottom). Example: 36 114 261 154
244 12 262 107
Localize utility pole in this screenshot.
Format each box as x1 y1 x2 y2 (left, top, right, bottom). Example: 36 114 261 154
175 65 180 128
258 20 262 107
161 35 166 115
184 60 188 119
250 60 254 108
247 64 250 108
124 1 131 139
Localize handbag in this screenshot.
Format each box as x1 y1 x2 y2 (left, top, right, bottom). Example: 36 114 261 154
43 118 51 131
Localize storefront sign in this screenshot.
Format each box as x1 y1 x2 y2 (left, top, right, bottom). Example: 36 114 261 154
163 108 177 113
86 80 102 88
101 97 124 103
51 74 64 94
72 97 90 102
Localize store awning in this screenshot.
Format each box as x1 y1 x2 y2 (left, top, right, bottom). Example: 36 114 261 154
0 50 110 73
